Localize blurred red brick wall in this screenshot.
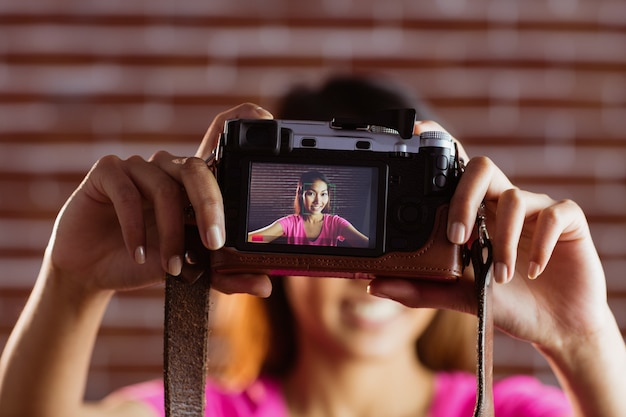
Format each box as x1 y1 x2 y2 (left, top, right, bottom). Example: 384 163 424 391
1 0 625 400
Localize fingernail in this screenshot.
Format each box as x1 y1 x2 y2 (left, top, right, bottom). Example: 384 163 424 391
448 222 466 244
168 255 183 276
528 261 541 280
134 246 146 264
255 106 274 118
207 225 225 250
495 262 509 284
366 284 390 299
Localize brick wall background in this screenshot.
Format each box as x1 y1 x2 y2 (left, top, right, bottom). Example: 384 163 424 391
0 0 625 401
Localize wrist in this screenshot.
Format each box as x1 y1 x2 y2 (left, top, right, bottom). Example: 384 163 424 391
535 307 626 416
42 255 114 314
535 303 619 362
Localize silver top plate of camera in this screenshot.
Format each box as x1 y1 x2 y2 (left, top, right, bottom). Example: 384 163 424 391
278 120 455 155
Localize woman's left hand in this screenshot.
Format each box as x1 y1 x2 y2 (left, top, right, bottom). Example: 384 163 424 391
368 121 610 354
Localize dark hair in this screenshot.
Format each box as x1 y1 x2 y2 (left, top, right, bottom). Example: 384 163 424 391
277 74 436 122
293 170 331 215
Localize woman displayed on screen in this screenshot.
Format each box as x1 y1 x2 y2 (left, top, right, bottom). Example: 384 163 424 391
247 170 369 248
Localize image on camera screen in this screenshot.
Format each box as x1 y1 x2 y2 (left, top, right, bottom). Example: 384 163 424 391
246 162 378 250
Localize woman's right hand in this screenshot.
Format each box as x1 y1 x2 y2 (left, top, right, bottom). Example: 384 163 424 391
0 103 276 417
48 103 274 296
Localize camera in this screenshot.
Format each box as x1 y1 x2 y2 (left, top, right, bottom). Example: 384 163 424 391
200 109 467 280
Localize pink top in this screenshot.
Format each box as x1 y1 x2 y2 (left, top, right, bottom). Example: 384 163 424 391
118 372 572 417
277 214 350 246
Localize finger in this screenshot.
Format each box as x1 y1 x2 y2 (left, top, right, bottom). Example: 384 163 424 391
367 277 477 315
151 152 225 250
492 188 526 283
413 120 447 135
211 273 273 298
180 157 225 251
120 155 186 276
413 123 513 245
447 156 514 245
196 103 273 160
87 155 147 265
527 199 587 279
493 190 557 283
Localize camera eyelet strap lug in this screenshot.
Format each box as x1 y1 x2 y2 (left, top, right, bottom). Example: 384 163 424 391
471 203 495 417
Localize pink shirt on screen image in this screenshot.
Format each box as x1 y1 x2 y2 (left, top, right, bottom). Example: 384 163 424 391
276 214 351 246
118 372 572 417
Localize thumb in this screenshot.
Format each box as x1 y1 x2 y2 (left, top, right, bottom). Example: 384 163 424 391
367 277 478 316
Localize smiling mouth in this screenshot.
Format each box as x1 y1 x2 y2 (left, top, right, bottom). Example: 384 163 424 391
346 299 404 324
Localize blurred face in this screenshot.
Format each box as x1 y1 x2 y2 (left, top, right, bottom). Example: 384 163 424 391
302 180 328 215
283 276 436 361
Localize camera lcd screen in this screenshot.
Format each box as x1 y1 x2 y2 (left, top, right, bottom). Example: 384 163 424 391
244 161 382 255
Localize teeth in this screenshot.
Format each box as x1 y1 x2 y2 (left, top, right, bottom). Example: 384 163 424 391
350 299 402 322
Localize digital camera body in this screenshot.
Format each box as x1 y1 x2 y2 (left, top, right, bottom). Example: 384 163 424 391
205 111 466 280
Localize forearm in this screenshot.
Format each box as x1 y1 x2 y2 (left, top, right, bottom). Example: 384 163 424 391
0 254 113 417
538 306 626 417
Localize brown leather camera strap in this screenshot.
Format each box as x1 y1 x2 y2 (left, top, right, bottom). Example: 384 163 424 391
163 214 494 417
470 205 494 417
164 270 211 417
